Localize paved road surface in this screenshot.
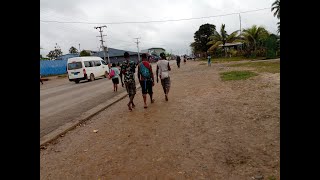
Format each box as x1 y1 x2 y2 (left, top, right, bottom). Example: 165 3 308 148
40 61 174 138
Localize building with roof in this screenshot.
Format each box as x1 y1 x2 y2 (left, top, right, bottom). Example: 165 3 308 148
92 48 139 64
218 42 243 50
141 47 166 56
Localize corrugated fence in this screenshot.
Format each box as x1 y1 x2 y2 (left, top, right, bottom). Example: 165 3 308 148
40 60 67 76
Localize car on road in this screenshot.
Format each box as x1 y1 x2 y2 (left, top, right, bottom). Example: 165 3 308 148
186 55 196 60
67 57 110 84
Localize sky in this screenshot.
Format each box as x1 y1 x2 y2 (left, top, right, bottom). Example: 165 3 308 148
40 0 278 57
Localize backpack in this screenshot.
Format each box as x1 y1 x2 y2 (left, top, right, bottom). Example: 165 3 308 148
139 63 150 79
109 69 115 79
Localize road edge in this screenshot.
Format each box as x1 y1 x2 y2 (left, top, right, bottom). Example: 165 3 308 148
40 85 141 147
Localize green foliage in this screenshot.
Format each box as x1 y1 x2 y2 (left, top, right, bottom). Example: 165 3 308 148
80 50 91 56
271 0 280 19
265 34 278 59
191 23 216 53
69 46 79 54
220 70 258 81
207 24 240 57
47 49 63 60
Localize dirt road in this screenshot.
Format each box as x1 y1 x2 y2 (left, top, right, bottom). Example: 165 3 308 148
40 60 280 179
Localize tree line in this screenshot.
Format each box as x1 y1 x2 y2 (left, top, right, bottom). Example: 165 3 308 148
190 0 280 59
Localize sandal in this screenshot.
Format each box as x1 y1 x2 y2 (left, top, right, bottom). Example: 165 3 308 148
165 95 168 101
151 99 155 103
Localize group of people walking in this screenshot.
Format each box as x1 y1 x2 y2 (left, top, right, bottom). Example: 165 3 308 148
109 52 171 111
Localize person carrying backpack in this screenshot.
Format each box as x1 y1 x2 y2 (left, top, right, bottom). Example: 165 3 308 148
138 53 155 108
109 63 120 92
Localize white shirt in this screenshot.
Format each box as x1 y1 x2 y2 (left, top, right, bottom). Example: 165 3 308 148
157 59 170 79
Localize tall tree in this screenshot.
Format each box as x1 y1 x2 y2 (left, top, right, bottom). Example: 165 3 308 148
46 49 63 60
192 23 216 53
69 46 78 54
272 0 280 34
240 25 269 56
207 24 240 57
271 0 280 19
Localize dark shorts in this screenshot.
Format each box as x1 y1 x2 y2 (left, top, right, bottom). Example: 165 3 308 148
161 77 171 93
125 81 136 96
112 78 119 84
140 80 153 94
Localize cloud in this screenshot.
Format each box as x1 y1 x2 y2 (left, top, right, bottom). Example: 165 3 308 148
40 0 278 56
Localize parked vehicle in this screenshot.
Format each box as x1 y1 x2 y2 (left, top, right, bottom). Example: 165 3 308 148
67 57 109 84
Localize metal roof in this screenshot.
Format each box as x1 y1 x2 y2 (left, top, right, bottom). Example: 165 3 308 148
92 48 138 57
219 42 243 47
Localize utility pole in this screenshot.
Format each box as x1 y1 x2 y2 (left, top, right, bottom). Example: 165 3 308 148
94 25 110 65
239 13 242 35
78 43 81 53
134 37 141 63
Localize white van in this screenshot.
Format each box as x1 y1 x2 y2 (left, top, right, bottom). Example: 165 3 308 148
67 56 109 83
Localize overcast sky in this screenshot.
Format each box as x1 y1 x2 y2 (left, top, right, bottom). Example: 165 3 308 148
40 0 278 57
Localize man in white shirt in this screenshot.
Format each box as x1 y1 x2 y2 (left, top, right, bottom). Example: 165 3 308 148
156 52 171 101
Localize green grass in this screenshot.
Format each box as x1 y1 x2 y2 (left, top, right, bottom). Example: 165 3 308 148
220 70 258 81
267 175 277 180
229 61 280 73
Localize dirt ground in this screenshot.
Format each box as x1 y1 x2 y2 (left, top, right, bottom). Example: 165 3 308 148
40 60 280 180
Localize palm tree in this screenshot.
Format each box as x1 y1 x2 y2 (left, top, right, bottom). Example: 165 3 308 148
240 25 269 55
272 0 280 34
271 0 280 19
207 24 240 57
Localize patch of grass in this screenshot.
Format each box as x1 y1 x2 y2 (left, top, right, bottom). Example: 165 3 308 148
230 61 280 73
267 175 277 180
220 70 258 81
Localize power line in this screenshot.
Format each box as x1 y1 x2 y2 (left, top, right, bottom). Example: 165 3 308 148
40 7 270 25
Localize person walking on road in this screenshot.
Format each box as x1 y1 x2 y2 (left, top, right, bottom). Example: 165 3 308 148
40 74 43 85
176 55 181 68
183 55 187 64
109 63 120 92
207 54 212 67
156 52 171 101
120 52 137 111
138 53 155 108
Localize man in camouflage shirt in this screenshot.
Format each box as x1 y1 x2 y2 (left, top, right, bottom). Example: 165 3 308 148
120 52 137 111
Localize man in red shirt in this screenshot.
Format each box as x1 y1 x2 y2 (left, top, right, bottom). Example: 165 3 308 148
138 53 155 108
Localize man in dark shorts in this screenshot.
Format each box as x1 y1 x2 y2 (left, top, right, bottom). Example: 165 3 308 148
157 52 171 101
176 55 181 68
120 52 137 111
138 53 155 108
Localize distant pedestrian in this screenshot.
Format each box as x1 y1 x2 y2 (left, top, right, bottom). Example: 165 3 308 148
207 54 211 66
40 74 43 85
120 52 137 111
109 63 120 92
184 55 187 64
156 52 171 101
176 55 181 68
138 53 155 108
